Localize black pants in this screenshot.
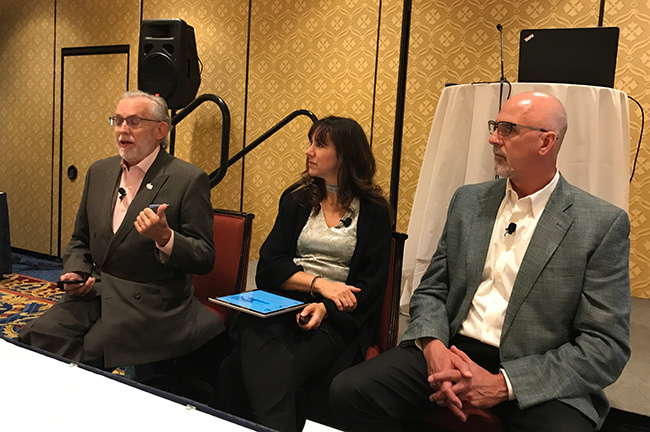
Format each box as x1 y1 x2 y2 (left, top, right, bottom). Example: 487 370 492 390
18 295 105 368
330 337 595 432
218 312 349 432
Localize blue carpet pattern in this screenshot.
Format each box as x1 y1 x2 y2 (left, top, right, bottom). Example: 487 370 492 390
0 273 62 339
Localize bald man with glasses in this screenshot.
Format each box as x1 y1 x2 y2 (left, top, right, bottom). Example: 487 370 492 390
330 92 631 432
20 90 223 373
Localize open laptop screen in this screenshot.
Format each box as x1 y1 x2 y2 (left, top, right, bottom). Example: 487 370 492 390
518 27 619 88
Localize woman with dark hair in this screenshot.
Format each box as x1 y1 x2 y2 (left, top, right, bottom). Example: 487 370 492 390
219 116 392 431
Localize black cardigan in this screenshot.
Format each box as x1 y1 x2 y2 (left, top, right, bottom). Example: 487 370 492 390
256 186 392 356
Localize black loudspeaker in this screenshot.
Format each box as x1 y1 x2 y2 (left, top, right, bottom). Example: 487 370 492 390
138 19 201 110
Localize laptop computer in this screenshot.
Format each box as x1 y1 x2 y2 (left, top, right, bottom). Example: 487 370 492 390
518 27 619 88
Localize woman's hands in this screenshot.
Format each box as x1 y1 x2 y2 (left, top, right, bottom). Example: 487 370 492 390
279 272 360 312
313 278 361 312
296 302 327 330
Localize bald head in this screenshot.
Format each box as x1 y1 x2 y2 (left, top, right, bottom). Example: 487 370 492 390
490 91 568 197
504 91 568 151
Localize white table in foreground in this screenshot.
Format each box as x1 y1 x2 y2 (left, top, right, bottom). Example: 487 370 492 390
0 337 343 431
0 338 250 431
401 82 630 308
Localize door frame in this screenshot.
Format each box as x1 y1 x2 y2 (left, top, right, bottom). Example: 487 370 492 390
57 45 130 256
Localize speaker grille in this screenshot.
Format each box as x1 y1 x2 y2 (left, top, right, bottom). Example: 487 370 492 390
139 53 178 101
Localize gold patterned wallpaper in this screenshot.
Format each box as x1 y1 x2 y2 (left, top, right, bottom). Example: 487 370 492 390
142 0 250 213
243 0 389 256
0 1 54 253
1 0 649 298
58 54 130 253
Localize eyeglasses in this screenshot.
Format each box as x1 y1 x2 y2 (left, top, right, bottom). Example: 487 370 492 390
109 115 160 129
488 120 549 136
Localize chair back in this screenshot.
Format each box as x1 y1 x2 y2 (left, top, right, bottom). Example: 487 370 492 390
366 232 407 360
192 209 254 325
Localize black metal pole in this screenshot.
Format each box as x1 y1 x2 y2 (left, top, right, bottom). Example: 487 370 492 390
598 0 606 26
389 0 412 229
223 110 317 170
169 109 177 155
171 93 231 187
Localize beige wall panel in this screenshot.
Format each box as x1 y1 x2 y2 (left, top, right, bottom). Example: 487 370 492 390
142 1 250 211
0 2 54 253
243 0 381 258
56 0 140 48
55 0 140 88
59 54 128 255
371 0 402 228
609 1 650 297
51 0 140 253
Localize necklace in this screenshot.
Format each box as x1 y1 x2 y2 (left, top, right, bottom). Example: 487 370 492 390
325 183 339 194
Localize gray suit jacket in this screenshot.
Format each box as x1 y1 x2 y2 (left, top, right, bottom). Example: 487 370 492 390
63 149 223 368
402 175 631 428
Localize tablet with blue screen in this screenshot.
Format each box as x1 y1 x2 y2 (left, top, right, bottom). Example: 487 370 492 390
209 290 305 318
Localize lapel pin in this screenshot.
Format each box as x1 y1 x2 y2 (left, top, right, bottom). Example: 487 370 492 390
146 183 153 190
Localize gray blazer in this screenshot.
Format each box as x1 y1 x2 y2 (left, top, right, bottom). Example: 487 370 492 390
402 175 631 428
63 149 223 368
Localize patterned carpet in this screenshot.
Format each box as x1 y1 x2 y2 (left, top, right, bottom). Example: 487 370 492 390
0 273 62 339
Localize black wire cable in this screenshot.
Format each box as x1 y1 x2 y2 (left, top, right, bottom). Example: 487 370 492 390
628 95 645 183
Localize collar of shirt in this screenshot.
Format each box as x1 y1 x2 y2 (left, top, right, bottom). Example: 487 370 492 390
121 145 160 176
113 146 161 234
505 170 560 219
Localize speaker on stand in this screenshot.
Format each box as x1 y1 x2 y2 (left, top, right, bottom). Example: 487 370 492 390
138 19 201 153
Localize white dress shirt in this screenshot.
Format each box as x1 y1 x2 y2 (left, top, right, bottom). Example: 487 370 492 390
458 171 560 347
455 171 560 399
415 172 560 400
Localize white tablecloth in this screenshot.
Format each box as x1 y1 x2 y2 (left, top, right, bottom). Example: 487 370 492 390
0 338 250 431
0 338 338 431
401 83 630 308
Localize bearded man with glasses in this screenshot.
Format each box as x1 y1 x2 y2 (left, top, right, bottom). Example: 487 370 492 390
20 90 223 376
331 91 631 432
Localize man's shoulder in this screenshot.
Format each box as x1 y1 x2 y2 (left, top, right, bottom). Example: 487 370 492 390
158 152 207 179
559 178 627 218
89 155 121 171
454 178 505 201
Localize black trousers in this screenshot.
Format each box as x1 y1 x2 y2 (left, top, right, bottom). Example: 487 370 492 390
218 312 349 432
330 337 595 432
18 295 105 368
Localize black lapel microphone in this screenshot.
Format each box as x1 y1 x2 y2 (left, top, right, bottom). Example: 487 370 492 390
340 217 352 228
505 222 516 236
118 187 126 201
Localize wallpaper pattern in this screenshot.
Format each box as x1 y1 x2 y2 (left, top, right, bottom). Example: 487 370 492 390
0 1 54 253
0 0 648 298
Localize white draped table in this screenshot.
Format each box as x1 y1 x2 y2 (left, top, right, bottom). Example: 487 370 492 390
0 338 251 430
400 82 630 309
0 337 337 431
